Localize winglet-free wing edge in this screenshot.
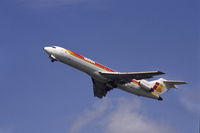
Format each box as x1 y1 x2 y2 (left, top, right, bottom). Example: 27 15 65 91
99 71 165 80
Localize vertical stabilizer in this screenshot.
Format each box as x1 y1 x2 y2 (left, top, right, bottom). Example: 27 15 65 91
150 78 187 94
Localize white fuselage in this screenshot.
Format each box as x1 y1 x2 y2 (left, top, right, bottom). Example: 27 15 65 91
44 46 158 100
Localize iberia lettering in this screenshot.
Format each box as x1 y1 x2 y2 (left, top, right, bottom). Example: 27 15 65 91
84 57 95 64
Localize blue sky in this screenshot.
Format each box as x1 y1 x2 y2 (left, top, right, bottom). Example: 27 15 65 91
0 0 199 133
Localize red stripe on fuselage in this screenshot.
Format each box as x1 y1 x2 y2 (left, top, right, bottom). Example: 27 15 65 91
95 62 115 72
71 51 85 60
67 49 140 85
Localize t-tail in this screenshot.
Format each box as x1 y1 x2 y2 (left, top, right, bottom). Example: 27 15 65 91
149 78 187 95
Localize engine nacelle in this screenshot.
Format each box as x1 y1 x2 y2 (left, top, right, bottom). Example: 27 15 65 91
139 80 152 91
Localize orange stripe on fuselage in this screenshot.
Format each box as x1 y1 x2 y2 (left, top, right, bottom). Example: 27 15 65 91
132 80 139 85
66 49 141 86
66 49 115 72
95 62 115 72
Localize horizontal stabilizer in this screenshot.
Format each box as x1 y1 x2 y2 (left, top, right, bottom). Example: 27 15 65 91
163 80 187 89
163 81 187 85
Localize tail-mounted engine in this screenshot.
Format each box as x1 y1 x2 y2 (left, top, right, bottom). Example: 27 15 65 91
139 80 153 92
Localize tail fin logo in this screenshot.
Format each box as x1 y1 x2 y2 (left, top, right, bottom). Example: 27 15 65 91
152 82 164 93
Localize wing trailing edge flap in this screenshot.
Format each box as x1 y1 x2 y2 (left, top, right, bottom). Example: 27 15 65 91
99 71 165 81
91 78 113 98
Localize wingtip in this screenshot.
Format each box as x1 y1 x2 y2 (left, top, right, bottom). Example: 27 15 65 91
157 71 165 75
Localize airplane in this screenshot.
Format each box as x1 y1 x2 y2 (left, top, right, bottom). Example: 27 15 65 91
44 46 187 101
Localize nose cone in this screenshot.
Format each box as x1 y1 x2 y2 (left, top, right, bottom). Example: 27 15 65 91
43 47 50 54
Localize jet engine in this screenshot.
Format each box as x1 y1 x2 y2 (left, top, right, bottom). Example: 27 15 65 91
139 80 152 92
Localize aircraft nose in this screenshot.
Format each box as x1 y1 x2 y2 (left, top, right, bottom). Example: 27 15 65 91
43 47 50 53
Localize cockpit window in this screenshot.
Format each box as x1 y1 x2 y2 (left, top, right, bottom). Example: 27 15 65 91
52 46 56 48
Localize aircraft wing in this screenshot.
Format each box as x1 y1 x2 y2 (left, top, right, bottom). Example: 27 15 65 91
99 71 165 82
91 78 113 98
